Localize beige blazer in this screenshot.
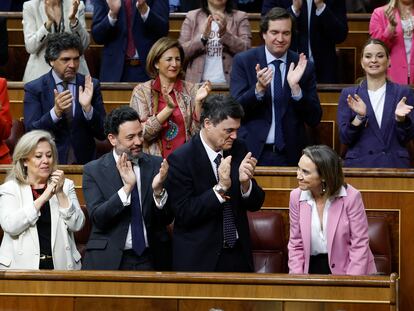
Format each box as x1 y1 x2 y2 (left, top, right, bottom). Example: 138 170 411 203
22 0 90 82
179 9 251 83
0 178 85 270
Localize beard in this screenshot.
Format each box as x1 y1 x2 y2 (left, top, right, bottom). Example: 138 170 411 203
114 145 143 163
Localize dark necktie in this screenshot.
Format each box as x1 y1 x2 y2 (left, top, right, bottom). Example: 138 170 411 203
272 59 285 151
124 0 136 58
60 81 77 163
214 154 237 248
130 183 146 256
60 81 73 124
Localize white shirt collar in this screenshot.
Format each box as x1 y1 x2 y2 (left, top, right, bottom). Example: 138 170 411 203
112 149 121 163
264 46 287 66
299 185 348 201
199 130 223 164
52 70 76 85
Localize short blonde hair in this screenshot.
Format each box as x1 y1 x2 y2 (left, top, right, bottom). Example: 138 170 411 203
7 130 58 184
146 37 185 79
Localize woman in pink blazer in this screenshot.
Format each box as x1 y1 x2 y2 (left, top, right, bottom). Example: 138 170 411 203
370 0 414 84
288 145 377 275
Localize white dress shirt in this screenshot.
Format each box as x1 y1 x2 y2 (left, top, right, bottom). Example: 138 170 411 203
50 70 94 122
262 47 302 144
299 186 347 255
113 150 167 250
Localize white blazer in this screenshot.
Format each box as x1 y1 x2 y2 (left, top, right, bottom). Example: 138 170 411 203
0 178 85 270
22 0 90 82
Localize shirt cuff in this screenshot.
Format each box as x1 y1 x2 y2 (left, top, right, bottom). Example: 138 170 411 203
153 190 168 209
108 13 117 26
255 88 265 100
83 106 94 120
241 180 252 198
213 188 226 204
315 3 326 15
291 89 303 101
291 5 300 16
141 6 150 21
118 188 131 206
50 107 61 123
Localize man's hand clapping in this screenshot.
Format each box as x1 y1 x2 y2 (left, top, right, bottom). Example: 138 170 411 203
239 152 257 193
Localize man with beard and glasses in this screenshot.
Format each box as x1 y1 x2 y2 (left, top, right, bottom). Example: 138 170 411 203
82 106 173 270
165 94 265 272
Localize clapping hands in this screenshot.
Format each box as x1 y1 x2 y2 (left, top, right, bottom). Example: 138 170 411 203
395 96 413 122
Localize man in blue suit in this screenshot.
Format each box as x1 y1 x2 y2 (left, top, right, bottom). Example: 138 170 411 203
230 7 322 166
261 0 348 83
24 32 106 164
91 0 169 82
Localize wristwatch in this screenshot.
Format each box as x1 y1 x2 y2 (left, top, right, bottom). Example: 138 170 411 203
214 183 226 195
154 188 166 198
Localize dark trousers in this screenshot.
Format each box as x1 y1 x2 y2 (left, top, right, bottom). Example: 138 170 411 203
258 145 289 166
121 63 149 82
309 253 331 274
215 241 252 272
39 257 54 270
119 249 154 271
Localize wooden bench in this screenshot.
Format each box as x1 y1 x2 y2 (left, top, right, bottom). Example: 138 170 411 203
1 12 370 83
4 82 346 155
0 270 399 311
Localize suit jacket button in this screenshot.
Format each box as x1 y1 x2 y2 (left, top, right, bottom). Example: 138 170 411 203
331 263 335 268
18 251 23 255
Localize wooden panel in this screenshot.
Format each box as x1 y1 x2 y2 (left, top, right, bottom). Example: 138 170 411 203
0 297 73 311
75 298 178 311
306 121 335 150
179 300 281 311
0 270 399 310
0 164 407 310
337 47 357 84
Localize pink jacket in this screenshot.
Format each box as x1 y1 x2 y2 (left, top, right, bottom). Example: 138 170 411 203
178 9 251 83
288 185 377 275
370 5 414 85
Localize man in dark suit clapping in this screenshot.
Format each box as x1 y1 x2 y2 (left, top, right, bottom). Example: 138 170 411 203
166 94 265 272
82 106 173 270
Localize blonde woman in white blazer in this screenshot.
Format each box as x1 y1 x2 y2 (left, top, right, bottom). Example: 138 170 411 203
0 130 85 270
22 0 90 82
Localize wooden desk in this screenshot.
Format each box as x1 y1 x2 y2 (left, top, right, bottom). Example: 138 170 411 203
0 270 399 311
0 166 411 310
